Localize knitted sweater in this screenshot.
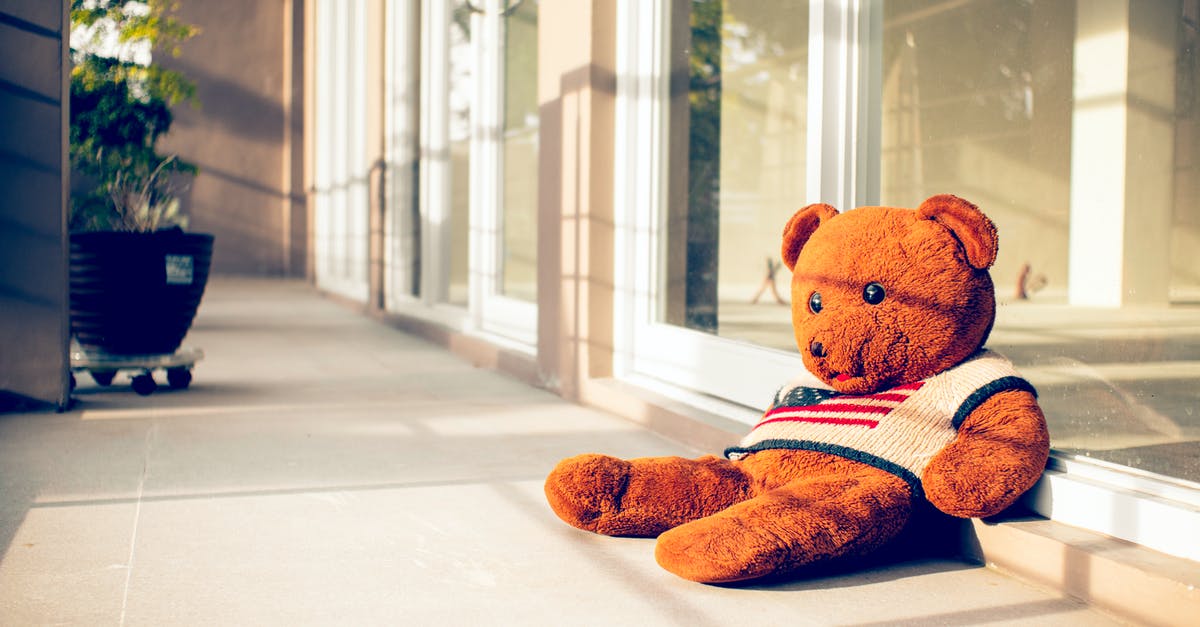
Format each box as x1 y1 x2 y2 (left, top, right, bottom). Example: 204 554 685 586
725 350 1035 496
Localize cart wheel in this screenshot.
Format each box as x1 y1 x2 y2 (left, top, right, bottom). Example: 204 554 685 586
90 370 116 386
167 368 192 390
131 373 157 396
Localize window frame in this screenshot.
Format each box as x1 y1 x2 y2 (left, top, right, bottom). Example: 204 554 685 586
614 0 873 410
469 0 538 346
381 0 536 345
314 0 371 303
383 0 420 309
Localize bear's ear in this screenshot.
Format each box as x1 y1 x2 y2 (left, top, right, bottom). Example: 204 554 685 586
916 194 998 270
782 203 838 271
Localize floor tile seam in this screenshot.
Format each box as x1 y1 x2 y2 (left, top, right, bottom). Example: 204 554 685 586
28 474 549 509
118 422 155 626
69 398 533 417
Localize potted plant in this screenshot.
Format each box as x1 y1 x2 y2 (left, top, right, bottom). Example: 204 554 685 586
68 0 213 365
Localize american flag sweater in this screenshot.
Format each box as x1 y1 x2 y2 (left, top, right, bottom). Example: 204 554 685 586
725 350 1035 497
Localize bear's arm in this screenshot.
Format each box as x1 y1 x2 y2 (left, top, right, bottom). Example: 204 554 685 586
921 389 1050 518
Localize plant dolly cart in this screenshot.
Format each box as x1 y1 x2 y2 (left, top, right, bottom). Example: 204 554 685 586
70 344 203 396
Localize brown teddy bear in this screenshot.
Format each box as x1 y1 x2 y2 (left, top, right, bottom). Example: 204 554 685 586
544 194 1050 584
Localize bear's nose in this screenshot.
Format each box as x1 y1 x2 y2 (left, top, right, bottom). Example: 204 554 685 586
809 340 826 358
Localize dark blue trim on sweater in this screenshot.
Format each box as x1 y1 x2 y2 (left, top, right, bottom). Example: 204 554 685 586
724 439 923 501
951 376 1037 429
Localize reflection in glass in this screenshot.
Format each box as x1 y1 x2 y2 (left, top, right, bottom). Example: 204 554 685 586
667 0 809 345
881 0 1199 484
447 1 472 305
882 0 1072 299
501 0 538 301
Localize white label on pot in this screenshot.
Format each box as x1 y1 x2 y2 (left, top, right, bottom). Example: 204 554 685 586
165 255 194 285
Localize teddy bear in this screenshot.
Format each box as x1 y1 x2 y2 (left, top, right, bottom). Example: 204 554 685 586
544 194 1050 584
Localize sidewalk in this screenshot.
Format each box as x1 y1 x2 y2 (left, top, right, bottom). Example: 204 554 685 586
0 279 1122 625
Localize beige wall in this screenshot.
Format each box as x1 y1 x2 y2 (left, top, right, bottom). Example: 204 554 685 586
536 0 617 400
0 1 69 407
160 0 307 277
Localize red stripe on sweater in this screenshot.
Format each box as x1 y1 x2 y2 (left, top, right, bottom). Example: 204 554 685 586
854 392 913 403
756 415 880 429
765 403 893 417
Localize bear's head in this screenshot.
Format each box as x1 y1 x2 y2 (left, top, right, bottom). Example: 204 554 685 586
783 194 998 395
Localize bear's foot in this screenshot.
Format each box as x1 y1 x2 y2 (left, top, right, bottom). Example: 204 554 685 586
545 454 752 537
544 453 636 534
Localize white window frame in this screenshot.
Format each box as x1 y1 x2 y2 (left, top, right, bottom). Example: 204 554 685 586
314 0 371 303
614 0 872 411
416 0 468 315
469 0 538 347
1032 456 1200 562
612 0 1200 562
383 0 535 346
383 0 420 309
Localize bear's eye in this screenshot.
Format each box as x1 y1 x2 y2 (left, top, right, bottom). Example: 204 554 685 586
808 291 823 314
863 282 886 305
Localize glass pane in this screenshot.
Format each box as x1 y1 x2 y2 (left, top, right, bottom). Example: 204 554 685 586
447 1 472 305
881 0 1072 291
386 3 420 301
664 0 809 349
881 0 1200 485
501 0 538 302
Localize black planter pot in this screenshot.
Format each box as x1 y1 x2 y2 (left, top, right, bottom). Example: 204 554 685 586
70 229 215 356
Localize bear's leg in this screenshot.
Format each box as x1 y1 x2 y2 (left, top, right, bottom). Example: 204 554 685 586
654 468 912 583
544 454 752 537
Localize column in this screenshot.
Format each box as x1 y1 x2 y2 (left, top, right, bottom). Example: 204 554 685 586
536 0 617 400
0 2 69 407
1068 0 1176 306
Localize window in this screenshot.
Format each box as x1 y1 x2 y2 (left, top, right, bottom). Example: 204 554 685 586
664 0 809 347
446 1 473 307
615 0 849 412
880 0 1199 560
313 0 370 303
615 0 1199 561
381 0 538 345
384 0 420 303
468 0 538 343
412 0 471 309
880 0 1199 503
500 0 539 303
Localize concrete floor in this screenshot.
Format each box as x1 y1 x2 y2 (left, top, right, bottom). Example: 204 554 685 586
0 279 1124 625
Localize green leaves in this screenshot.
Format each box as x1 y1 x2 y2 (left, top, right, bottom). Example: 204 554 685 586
69 0 199 232
71 0 198 56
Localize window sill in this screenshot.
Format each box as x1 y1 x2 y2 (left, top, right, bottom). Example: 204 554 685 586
966 516 1200 626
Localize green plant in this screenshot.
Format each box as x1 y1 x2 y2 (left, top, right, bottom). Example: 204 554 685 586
106 153 189 231
69 0 199 232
